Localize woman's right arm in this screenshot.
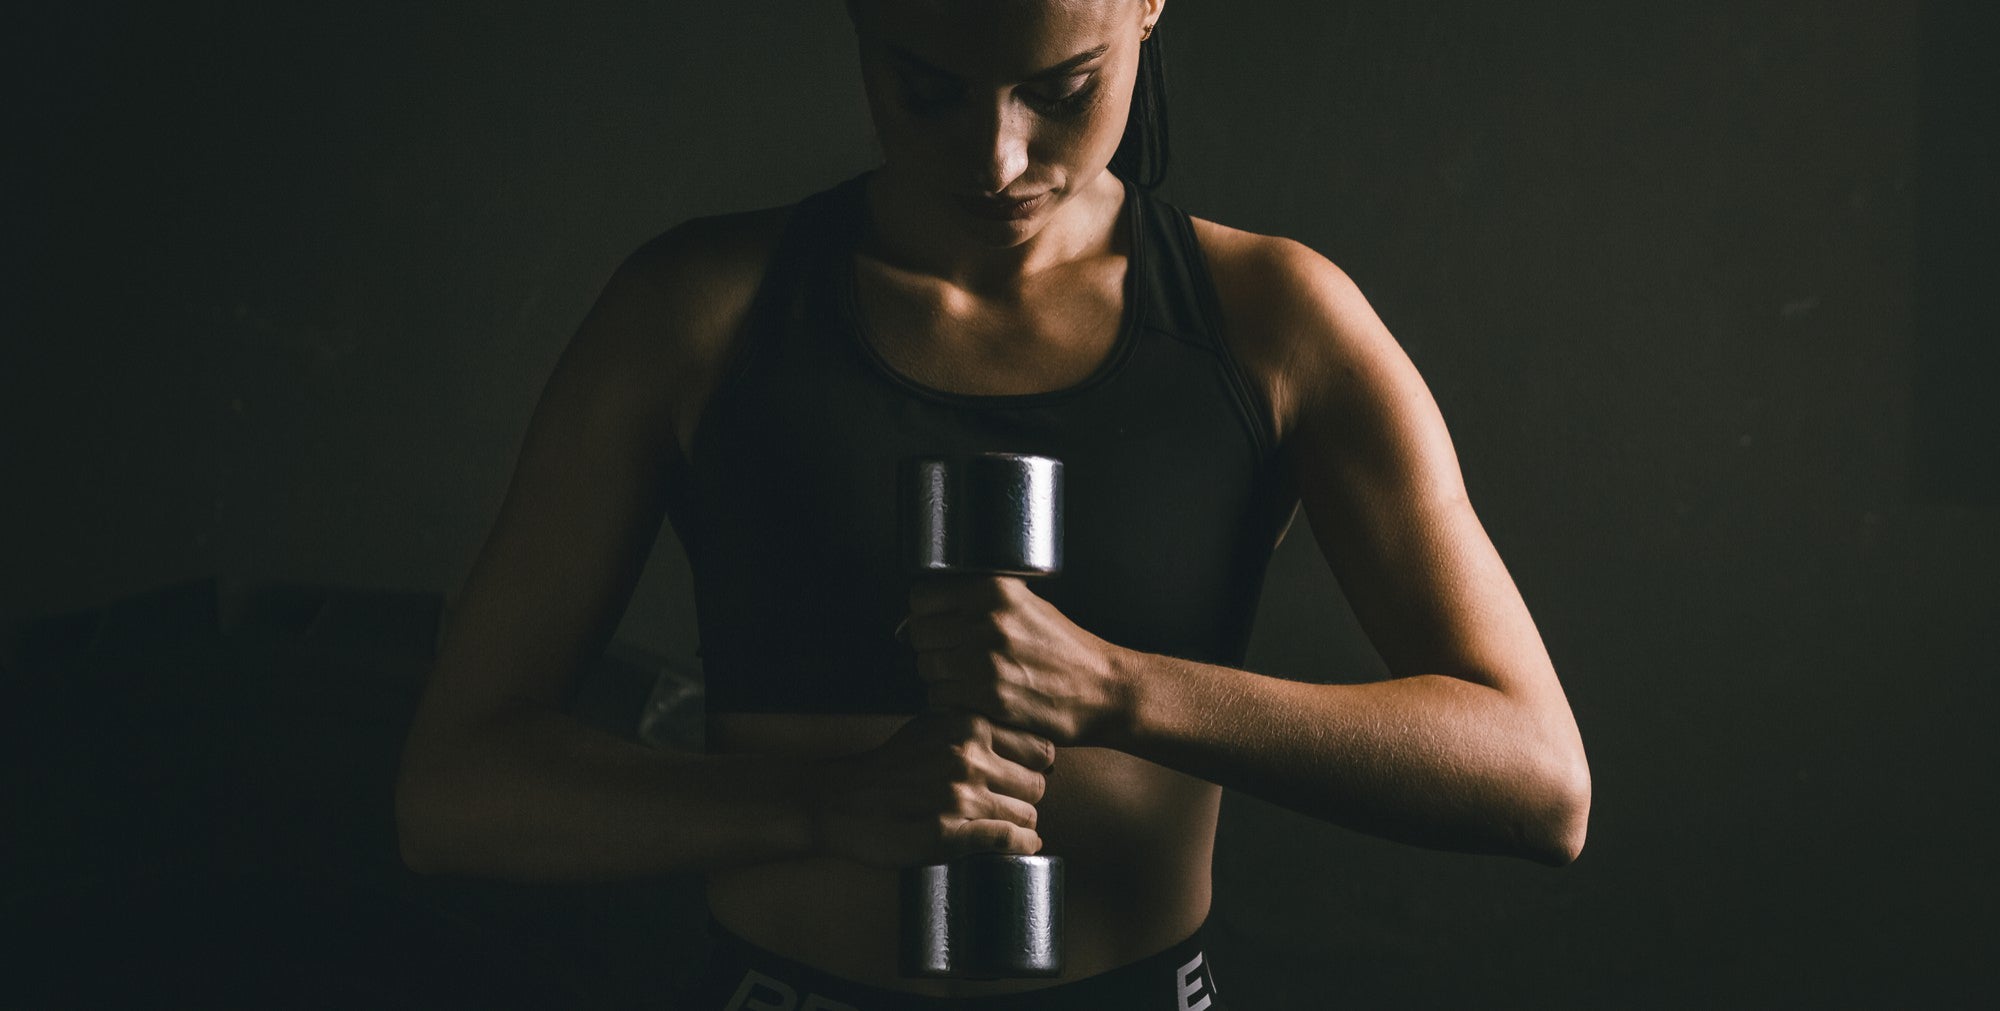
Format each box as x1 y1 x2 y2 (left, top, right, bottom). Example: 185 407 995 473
393 221 820 881
393 217 1052 882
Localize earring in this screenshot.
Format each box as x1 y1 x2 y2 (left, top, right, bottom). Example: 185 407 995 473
1140 22 1155 41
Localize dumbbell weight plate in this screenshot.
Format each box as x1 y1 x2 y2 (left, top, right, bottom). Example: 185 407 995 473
901 454 1063 577
900 854 1065 979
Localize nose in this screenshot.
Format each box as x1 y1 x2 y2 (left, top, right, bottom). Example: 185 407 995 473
965 96 1031 196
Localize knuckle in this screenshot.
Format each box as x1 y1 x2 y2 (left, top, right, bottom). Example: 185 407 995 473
946 782 974 814
977 611 1008 639
944 747 976 779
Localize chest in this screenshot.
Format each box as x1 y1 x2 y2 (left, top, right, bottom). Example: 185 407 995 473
851 255 1130 398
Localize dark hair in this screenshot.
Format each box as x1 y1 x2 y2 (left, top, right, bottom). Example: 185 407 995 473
1109 26 1170 191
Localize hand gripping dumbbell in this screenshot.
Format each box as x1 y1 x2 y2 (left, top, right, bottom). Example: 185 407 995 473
897 452 1066 979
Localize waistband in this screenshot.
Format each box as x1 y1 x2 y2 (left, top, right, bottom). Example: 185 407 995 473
681 917 1228 1010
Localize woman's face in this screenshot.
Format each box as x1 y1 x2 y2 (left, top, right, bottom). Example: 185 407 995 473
850 0 1159 244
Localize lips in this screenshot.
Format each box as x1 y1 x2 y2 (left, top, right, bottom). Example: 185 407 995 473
957 190 1053 221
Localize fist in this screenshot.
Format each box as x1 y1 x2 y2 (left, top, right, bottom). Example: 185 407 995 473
904 575 1130 746
808 709 1056 868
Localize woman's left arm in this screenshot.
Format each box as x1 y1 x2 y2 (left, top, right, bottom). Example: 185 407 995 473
906 240 1590 866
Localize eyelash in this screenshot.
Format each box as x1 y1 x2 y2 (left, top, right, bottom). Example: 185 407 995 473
898 76 1099 118
1034 81 1099 116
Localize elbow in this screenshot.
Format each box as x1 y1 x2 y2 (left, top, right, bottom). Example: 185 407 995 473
394 713 496 877
1525 748 1591 867
394 753 464 876
398 836 439 877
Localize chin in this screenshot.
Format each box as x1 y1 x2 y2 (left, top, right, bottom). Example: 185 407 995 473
954 213 1043 247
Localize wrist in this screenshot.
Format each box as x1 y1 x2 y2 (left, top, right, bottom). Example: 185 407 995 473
1097 643 1149 750
756 753 828 862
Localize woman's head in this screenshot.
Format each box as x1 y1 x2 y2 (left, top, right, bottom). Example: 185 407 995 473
847 0 1168 243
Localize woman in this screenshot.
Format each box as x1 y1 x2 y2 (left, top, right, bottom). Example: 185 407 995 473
395 1 1591 1007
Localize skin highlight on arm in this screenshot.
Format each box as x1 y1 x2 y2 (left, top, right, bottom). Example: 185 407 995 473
902 232 1590 866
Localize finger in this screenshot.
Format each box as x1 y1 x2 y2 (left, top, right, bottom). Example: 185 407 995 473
985 723 1057 773
945 818 1042 857
979 789 1040 830
909 574 1008 615
906 576 967 616
903 611 992 653
923 676 993 715
981 758 1049 807
916 641 1011 684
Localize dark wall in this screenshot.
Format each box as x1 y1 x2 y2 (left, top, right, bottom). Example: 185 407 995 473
8 0 1991 1005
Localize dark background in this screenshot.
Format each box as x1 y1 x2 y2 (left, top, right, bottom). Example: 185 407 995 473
7 0 1994 1006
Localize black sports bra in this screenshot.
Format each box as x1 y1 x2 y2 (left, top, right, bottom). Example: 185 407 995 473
664 171 1294 714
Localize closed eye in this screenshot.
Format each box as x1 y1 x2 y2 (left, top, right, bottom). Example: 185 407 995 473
886 42 1108 118
1023 74 1100 117
897 74 1101 120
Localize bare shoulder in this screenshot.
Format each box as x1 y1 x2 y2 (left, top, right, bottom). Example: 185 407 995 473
1185 215 1401 448
618 204 793 327
581 203 794 459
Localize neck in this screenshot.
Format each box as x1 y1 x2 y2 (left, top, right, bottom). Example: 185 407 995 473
857 168 1128 295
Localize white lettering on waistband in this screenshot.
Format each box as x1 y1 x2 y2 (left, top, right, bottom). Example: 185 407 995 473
1177 951 1213 1011
726 970 796 1011
723 970 859 1011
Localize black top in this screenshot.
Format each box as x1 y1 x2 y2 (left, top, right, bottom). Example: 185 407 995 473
667 171 1295 714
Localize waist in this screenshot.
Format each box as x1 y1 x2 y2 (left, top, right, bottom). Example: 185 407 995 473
704 713 1223 996
686 913 1229 1008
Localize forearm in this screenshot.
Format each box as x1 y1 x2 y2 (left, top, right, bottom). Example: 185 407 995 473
395 704 814 881
1106 649 1590 865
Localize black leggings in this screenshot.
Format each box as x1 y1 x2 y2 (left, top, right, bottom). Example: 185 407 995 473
674 919 1230 1010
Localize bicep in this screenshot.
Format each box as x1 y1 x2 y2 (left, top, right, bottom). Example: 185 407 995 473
1279 257 1558 698
409 253 685 737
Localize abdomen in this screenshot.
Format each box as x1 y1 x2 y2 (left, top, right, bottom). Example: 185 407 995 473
703 713 1221 999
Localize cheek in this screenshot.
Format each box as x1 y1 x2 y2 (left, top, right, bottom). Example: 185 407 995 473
1049 89 1132 167
1062 64 1138 152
